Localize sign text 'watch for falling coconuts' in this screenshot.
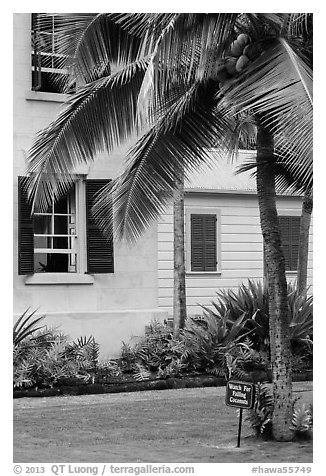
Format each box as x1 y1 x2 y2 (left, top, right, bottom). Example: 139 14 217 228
225 381 255 409
225 380 256 447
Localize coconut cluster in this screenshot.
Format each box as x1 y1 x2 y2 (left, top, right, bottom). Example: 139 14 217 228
215 33 262 87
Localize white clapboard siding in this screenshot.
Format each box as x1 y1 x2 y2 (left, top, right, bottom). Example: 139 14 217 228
157 193 313 316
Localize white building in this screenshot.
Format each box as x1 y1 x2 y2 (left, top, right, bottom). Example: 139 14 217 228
13 13 313 356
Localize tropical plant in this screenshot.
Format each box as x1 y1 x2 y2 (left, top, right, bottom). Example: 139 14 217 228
13 308 47 346
25 13 312 441
202 280 313 357
13 323 104 388
245 383 313 440
290 402 313 438
244 382 274 439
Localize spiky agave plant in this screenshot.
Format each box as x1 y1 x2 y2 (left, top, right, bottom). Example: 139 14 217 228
13 308 47 347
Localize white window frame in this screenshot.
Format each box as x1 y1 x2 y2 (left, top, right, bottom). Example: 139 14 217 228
185 206 221 275
31 13 74 94
25 179 93 285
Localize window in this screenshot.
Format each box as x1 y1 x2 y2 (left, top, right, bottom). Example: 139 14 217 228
33 186 77 273
31 13 75 93
18 177 114 276
279 215 301 271
188 212 219 272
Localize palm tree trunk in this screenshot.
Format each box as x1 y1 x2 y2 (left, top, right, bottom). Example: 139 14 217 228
255 116 293 441
297 189 313 296
173 170 187 337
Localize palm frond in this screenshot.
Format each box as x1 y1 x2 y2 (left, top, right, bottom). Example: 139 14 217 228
26 59 148 211
37 14 144 86
92 81 234 242
235 155 309 195
218 38 312 188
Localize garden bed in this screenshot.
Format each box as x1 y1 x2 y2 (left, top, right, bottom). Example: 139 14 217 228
13 370 312 398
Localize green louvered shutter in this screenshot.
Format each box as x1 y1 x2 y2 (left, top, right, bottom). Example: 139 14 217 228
191 214 217 272
279 216 301 271
18 176 34 275
86 179 114 274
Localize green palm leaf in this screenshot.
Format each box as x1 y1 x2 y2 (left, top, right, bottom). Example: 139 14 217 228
219 38 312 187
37 13 144 86
92 81 234 242
26 59 148 210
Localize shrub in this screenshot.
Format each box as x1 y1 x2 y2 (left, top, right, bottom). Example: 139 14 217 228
244 382 274 439
202 280 313 369
244 382 313 440
118 315 259 381
13 309 117 388
13 308 48 346
179 312 251 378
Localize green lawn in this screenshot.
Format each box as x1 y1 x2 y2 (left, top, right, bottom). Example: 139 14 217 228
13 382 312 463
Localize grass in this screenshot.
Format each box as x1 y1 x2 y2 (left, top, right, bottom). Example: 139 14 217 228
13 382 312 463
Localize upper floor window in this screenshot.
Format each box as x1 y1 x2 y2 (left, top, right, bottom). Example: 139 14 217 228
31 13 75 93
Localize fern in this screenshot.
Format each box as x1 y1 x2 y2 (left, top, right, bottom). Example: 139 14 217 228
133 363 151 381
244 383 274 438
291 403 313 436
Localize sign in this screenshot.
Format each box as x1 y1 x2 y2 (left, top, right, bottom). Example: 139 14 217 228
225 380 256 448
225 380 255 409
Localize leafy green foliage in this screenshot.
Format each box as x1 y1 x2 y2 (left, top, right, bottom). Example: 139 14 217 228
203 280 313 364
13 313 116 388
244 383 274 438
13 309 47 346
290 402 313 438
245 383 313 440
117 315 261 381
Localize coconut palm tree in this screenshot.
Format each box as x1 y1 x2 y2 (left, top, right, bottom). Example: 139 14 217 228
26 13 312 441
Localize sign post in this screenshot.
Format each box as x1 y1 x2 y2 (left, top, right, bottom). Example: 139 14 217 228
225 380 255 448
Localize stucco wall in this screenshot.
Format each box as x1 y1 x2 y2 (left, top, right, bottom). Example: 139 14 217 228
13 13 167 356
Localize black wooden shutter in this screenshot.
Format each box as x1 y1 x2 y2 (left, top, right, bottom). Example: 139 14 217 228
191 214 217 272
279 216 301 271
18 176 34 275
86 180 114 274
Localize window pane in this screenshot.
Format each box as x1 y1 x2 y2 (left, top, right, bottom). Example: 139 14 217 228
34 235 51 249
33 215 52 234
52 237 69 249
34 252 77 273
54 215 68 234
54 195 68 213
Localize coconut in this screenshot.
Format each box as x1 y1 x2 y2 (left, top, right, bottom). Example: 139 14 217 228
225 57 237 75
235 54 249 72
230 40 244 57
237 33 250 46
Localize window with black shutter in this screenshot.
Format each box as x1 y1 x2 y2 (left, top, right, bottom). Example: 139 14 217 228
190 214 217 272
18 177 114 276
279 216 301 271
86 180 114 274
18 177 34 275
